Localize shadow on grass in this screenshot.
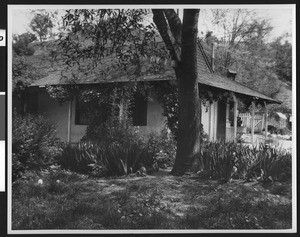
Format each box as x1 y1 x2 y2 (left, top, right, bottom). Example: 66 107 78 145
12 169 292 230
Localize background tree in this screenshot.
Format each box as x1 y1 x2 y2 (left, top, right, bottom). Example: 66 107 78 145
30 12 54 41
202 9 292 120
209 9 273 75
200 9 284 100
12 32 37 56
270 36 292 84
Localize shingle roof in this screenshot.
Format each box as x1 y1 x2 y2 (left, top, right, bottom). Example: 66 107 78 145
30 41 280 104
198 70 281 103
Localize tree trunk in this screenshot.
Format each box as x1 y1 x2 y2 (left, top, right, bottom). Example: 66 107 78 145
171 10 201 175
152 9 201 175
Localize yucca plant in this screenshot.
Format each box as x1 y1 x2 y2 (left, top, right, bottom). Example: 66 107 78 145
246 143 292 182
234 145 257 180
57 142 104 174
101 142 146 176
198 141 236 182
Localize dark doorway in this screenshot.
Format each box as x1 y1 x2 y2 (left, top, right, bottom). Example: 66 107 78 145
217 101 227 140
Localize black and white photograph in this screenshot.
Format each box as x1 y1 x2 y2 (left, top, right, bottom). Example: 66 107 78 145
7 4 296 234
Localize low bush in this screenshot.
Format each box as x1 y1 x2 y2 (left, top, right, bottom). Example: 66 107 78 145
82 115 142 147
146 127 176 169
12 113 61 181
80 115 177 176
279 127 291 135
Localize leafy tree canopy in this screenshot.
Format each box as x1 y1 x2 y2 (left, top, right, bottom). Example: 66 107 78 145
12 32 37 56
56 9 168 81
30 12 54 41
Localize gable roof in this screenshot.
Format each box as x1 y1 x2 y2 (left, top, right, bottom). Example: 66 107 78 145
29 40 280 104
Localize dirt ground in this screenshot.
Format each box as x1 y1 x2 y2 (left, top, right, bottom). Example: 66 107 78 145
12 167 293 230
95 168 292 218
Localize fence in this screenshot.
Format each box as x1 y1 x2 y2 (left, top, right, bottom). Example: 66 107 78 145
239 113 286 132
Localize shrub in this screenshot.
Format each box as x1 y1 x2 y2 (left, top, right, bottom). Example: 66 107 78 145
13 32 37 56
81 115 173 176
279 127 291 135
82 115 142 147
267 125 279 134
146 127 176 169
12 113 61 181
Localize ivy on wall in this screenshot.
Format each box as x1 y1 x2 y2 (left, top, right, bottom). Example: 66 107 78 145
45 79 262 139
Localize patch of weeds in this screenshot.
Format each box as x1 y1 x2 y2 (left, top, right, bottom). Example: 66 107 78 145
182 183 217 202
269 184 289 196
117 191 177 229
111 189 132 205
180 186 292 229
127 182 154 193
67 216 105 229
12 195 77 229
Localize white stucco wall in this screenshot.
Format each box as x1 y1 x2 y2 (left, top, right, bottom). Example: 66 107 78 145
137 99 166 137
201 101 218 141
201 103 210 137
37 89 225 143
37 89 69 141
37 89 87 143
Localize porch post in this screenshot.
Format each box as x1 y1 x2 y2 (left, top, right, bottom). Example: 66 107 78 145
233 94 238 142
226 102 230 141
67 100 72 144
264 101 268 139
209 103 213 141
251 101 255 145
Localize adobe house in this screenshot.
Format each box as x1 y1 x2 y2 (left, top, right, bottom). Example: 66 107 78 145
13 40 280 144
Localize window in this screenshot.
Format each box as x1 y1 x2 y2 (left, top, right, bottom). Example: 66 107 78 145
131 93 148 126
75 97 110 125
75 92 148 126
75 98 90 125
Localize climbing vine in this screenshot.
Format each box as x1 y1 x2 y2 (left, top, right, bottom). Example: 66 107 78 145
45 79 259 140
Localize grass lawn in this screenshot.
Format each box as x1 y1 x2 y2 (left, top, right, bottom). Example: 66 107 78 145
12 169 292 230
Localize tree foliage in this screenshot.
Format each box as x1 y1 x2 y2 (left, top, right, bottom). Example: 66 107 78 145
30 12 54 41
12 57 44 99
12 32 37 56
270 37 292 83
56 9 163 80
202 9 290 101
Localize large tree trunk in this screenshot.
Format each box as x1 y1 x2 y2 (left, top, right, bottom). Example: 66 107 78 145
171 9 201 175
152 9 202 175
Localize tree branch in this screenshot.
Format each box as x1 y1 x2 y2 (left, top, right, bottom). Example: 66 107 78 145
163 9 182 45
152 9 181 62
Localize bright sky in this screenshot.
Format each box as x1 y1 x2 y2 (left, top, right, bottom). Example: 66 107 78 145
10 5 294 43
